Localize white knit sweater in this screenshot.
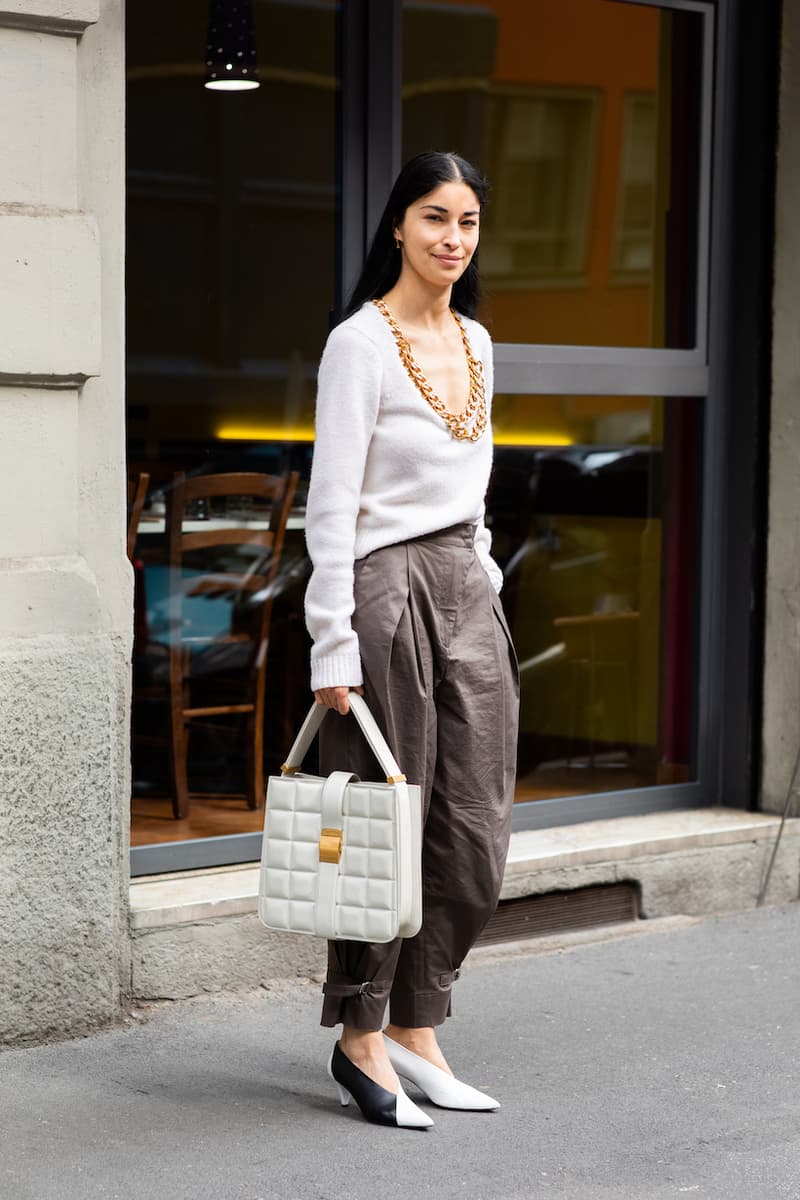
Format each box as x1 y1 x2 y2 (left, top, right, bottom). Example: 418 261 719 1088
304 300 502 692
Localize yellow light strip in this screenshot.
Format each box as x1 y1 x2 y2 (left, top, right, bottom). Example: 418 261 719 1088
216 424 315 442
217 424 574 448
492 432 574 447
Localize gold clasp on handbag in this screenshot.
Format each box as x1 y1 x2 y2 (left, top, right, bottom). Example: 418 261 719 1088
319 827 343 864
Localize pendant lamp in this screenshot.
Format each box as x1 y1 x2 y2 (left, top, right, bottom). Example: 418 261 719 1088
205 0 260 91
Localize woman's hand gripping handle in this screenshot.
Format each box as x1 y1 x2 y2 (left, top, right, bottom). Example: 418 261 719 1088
314 686 365 716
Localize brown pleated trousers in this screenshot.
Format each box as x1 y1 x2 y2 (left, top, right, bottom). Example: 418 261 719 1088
318 522 519 1030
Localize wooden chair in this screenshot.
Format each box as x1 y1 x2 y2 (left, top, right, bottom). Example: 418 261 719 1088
126 472 150 560
134 470 299 818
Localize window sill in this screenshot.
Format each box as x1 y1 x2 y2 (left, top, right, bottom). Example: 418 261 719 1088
129 807 795 932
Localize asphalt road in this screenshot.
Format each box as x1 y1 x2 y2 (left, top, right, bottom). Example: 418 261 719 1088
2 903 799 1200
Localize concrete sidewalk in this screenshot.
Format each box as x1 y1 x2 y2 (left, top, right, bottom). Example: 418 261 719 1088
3 903 799 1200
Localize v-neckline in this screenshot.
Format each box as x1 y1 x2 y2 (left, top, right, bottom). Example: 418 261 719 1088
374 299 472 419
372 298 488 443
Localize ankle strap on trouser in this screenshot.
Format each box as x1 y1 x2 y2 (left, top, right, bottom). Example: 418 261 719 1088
322 978 393 999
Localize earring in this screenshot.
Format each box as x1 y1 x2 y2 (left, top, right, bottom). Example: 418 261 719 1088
394 236 402 251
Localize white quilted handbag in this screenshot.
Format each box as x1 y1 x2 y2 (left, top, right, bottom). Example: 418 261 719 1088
258 694 422 943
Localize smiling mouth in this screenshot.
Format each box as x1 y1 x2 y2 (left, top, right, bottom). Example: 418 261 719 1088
434 254 462 264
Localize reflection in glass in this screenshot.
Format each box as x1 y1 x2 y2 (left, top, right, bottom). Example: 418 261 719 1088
126 0 337 454
481 88 599 281
487 395 700 800
126 1 339 848
403 0 704 348
613 93 657 277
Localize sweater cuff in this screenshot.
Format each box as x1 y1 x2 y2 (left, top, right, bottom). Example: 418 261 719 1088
481 555 504 594
310 652 364 692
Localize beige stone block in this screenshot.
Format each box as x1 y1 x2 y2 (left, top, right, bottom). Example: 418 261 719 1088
0 28 76 206
0 388 78 556
0 211 100 378
764 514 800 593
0 633 130 1044
0 0 99 34
77 378 136 639
130 865 262 930
0 557 101 636
504 807 791 877
131 916 326 1002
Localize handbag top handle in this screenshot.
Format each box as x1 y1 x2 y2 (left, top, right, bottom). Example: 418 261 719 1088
279 694 406 785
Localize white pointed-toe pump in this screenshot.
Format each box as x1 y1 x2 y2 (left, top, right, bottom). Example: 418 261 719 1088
384 1035 500 1111
328 1042 434 1129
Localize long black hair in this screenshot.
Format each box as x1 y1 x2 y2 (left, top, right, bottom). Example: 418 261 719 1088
344 151 488 320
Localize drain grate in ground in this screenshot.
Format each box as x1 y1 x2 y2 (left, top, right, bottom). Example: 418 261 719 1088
476 882 639 946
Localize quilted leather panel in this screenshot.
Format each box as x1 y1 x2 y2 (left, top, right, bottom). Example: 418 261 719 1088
258 773 402 941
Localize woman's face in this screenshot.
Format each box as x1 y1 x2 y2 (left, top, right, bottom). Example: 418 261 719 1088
394 180 481 290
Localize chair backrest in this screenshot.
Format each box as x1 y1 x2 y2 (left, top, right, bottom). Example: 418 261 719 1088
166 470 300 656
126 472 150 560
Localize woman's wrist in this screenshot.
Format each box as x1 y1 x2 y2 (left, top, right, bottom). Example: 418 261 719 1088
314 685 364 715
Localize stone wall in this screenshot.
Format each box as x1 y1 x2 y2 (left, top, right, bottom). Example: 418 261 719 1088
763 0 800 814
0 0 129 1043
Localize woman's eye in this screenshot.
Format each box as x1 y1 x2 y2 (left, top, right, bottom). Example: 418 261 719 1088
462 220 477 228
426 214 442 221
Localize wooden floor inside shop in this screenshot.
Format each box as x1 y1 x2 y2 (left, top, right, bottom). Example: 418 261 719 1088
130 765 651 846
130 795 266 845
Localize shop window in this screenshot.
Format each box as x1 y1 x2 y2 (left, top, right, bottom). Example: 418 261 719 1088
128 0 712 868
488 394 700 799
126 0 338 855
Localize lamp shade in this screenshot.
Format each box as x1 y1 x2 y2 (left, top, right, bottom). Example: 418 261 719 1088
205 0 260 91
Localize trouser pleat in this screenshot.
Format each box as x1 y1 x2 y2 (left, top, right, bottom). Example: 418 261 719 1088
318 523 519 1031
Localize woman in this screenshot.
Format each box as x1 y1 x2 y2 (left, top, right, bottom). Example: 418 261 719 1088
304 151 519 1129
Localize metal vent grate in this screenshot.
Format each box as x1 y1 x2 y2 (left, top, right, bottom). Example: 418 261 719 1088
476 882 639 947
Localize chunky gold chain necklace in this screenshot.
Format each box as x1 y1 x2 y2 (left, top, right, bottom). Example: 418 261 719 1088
373 298 487 442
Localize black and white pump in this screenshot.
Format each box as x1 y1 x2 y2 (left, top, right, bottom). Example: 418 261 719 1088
327 1042 434 1129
